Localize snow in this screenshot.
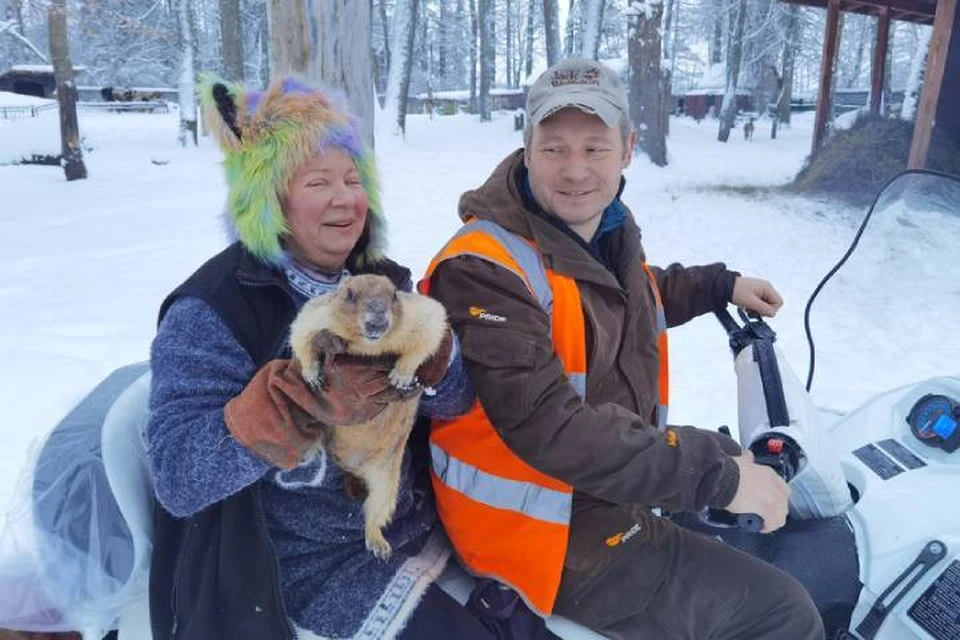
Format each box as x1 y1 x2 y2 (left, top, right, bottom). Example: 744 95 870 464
0 109 62 163
0 91 54 108
0 105 957 566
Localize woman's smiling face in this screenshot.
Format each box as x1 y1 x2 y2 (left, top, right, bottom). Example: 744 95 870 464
282 149 369 271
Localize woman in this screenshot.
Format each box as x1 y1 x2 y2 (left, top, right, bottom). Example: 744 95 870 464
145 76 485 639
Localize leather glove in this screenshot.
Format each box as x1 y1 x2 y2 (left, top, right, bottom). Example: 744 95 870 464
414 328 455 388
224 357 407 469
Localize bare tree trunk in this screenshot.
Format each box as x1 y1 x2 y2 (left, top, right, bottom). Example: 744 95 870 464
478 0 493 120
717 0 747 142
258 14 270 87
47 0 86 180
318 1 375 146
711 7 723 64
268 0 309 83
439 0 449 80
564 0 579 56
525 0 535 78
776 3 800 128
627 1 667 166
384 0 419 135
901 26 932 121
177 0 198 147
269 1 375 147
505 0 513 87
470 0 478 112
543 0 561 66
582 0 604 59
379 0 391 70
220 0 244 81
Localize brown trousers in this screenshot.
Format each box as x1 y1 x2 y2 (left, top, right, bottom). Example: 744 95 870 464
554 511 825 640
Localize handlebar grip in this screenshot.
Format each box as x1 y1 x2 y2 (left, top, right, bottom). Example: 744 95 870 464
737 513 764 532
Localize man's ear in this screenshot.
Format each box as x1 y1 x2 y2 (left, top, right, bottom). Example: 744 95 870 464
622 129 637 168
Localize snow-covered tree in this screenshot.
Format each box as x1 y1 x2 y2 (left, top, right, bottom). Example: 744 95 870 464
177 0 198 147
581 0 604 60
543 0 561 66
478 0 493 120
219 0 244 81
627 0 667 166
48 0 86 180
383 0 419 135
717 0 747 143
901 25 932 122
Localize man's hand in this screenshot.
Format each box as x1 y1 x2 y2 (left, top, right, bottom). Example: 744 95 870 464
725 450 790 533
731 276 783 317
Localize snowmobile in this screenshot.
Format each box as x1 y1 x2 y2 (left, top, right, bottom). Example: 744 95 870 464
0 170 957 640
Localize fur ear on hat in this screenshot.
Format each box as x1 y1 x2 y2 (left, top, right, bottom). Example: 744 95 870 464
197 73 388 267
198 74 244 152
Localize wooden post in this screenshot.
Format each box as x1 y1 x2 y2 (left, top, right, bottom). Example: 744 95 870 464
812 0 841 157
870 7 890 116
909 0 958 169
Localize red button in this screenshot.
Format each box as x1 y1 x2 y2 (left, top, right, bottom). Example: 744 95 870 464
767 438 785 454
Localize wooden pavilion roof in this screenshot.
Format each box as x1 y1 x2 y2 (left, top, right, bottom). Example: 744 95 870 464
783 0 938 24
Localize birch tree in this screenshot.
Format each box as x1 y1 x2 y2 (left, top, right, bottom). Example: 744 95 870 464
177 0 198 147
564 0 580 56
269 1 375 147
627 0 667 166
717 0 747 143
543 0 561 66
582 0 604 60
469 0 478 112
478 0 493 121
900 26 932 122
774 3 801 131
524 0 535 78
383 0 419 135
219 0 244 81
1 13 48 62
48 0 86 180
316 1 375 144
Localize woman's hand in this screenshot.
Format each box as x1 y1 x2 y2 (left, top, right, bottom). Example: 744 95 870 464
224 356 407 469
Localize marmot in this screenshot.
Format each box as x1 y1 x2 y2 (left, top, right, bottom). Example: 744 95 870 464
289 274 449 559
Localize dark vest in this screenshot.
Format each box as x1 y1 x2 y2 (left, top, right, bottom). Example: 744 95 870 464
150 243 410 640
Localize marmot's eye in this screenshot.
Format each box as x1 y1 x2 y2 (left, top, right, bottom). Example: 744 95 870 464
345 288 357 303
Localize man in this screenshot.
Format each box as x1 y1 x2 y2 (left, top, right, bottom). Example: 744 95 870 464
421 58 824 639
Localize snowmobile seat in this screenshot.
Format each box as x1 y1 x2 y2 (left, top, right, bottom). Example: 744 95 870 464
25 363 154 640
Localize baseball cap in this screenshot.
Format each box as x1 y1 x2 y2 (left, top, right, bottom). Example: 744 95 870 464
526 58 629 128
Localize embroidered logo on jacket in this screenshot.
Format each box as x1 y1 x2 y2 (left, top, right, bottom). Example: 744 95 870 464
605 522 642 547
469 306 507 323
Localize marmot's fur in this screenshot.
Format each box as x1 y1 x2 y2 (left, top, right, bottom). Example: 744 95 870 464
289 274 448 559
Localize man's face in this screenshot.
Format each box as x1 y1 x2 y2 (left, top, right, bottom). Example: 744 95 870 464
525 107 634 241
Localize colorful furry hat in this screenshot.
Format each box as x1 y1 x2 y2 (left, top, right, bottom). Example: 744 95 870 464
199 74 386 267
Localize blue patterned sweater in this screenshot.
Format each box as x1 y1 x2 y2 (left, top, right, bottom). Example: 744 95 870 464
146 272 473 639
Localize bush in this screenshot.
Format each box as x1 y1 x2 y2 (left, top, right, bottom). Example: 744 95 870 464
792 114 960 207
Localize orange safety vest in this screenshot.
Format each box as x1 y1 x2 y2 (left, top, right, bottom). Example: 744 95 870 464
420 219 669 615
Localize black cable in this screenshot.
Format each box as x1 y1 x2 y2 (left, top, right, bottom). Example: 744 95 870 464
803 169 955 391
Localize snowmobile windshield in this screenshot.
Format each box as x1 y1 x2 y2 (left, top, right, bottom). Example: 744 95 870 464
804 170 960 411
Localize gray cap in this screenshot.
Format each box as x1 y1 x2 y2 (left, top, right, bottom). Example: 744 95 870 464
526 58 629 128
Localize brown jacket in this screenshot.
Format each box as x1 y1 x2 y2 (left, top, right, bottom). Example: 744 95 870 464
428 150 743 577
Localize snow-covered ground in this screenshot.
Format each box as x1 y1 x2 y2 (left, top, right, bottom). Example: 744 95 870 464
1 105 957 516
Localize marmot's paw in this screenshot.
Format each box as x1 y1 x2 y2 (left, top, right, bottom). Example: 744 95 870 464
365 530 393 560
301 363 327 392
389 369 421 392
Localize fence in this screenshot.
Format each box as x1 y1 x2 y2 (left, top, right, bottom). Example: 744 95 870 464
0 100 169 120
0 102 57 119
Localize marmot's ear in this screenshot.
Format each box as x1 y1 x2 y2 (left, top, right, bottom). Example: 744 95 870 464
198 73 243 151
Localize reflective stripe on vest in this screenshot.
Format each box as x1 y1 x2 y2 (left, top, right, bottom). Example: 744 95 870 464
421 219 669 615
